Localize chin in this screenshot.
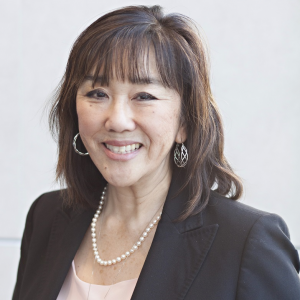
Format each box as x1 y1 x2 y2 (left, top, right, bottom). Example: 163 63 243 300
101 172 141 188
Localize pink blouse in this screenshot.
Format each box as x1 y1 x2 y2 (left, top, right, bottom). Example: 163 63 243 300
57 261 138 300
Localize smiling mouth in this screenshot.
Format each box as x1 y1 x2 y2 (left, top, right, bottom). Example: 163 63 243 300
104 143 142 154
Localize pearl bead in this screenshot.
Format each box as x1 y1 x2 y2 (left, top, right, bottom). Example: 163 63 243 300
146 227 150 232
137 241 141 246
112 259 116 264
100 201 104 205
100 261 104 265
94 214 99 218
101 196 104 200
94 251 98 255
133 245 138 250
91 233 96 238
125 252 130 257
91 228 95 232
108 260 112 265
142 232 147 237
153 219 157 224
97 258 101 263
99 205 102 210
149 223 154 228
117 257 121 262
95 255 99 259
140 237 144 242
121 254 126 260
91 223 96 228
104 261 108 266
92 218 97 223
93 243 97 248
96 210 100 214
92 238 96 243
130 248 135 253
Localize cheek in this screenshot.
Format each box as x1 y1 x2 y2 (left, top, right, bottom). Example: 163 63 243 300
159 106 179 132
77 102 101 135
145 106 180 146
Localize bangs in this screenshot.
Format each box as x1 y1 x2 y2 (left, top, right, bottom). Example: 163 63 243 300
78 26 182 92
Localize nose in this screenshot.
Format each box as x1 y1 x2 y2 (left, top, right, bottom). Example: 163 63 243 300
104 98 136 133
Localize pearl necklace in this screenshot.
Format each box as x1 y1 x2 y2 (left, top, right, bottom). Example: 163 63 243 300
91 185 162 266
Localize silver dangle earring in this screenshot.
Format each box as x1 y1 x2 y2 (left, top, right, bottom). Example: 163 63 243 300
174 142 188 167
73 133 89 156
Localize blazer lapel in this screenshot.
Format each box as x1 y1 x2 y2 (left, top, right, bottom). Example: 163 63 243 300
38 206 94 300
131 172 219 300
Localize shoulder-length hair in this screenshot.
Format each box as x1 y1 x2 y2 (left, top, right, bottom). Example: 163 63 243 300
49 5 243 218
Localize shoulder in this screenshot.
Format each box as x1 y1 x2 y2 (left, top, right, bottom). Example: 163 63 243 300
31 190 64 212
204 191 288 235
24 190 74 237
203 191 298 269
206 192 296 258
29 190 64 219
208 191 268 218
20 189 83 261
203 192 300 299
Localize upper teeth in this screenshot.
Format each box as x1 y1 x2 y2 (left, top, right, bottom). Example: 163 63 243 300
105 143 141 154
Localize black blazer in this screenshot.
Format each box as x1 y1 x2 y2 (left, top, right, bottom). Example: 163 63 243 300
13 174 300 300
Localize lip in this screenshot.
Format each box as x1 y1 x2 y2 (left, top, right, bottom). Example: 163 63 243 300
103 140 141 147
101 143 141 161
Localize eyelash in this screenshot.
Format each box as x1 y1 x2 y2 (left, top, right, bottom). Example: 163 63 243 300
86 90 107 99
85 89 157 101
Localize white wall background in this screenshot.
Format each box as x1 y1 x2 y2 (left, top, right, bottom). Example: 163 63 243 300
1 0 299 298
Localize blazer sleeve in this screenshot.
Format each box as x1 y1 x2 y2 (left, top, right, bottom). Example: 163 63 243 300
236 213 300 300
12 196 42 300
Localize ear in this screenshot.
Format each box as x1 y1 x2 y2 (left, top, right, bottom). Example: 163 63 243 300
175 124 187 144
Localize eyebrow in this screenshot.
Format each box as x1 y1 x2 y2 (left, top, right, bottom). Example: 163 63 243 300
83 75 164 86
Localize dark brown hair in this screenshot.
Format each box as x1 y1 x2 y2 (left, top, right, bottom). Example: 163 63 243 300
49 5 243 218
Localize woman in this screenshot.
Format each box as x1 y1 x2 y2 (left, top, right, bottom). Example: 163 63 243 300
13 5 300 300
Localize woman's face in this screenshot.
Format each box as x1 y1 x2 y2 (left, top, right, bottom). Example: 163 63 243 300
76 57 186 188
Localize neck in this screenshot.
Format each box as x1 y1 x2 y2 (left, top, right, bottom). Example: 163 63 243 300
103 168 172 227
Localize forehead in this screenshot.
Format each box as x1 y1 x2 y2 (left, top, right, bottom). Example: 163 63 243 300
84 49 165 86
83 75 164 89
86 47 164 87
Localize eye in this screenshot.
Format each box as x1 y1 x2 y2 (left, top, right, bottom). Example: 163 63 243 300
134 92 157 101
86 89 108 100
